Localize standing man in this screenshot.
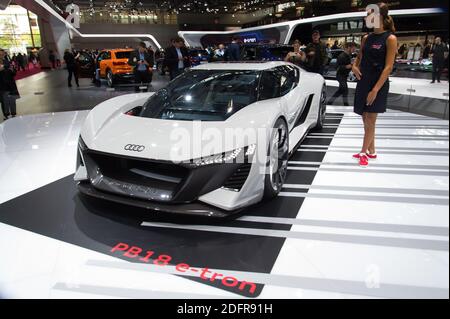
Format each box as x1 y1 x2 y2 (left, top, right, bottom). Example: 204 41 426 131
214 44 226 61
128 42 154 92
49 50 56 69
16 53 25 71
227 36 241 61
63 49 79 87
430 36 448 83
0 48 20 120
328 42 356 106
164 37 190 80
301 30 328 75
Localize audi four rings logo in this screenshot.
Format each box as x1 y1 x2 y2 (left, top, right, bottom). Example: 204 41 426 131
124 144 145 152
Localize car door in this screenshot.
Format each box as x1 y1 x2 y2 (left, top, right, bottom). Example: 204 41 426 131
77 51 94 78
258 67 309 150
277 66 303 132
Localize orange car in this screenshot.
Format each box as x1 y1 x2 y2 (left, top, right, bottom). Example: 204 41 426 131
97 49 134 87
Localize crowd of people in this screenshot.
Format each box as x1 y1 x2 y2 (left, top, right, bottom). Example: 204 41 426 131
59 35 251 90
282 29 449 108
1 9 448 124
284 30 329 75
160 36 243 80
3 51 39 72
6 33 447 93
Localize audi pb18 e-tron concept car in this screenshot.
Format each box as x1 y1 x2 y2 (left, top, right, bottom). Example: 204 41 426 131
75 61 326 217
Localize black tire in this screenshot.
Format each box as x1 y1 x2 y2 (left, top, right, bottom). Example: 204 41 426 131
314 86 327 130
106 70 114 87
263 118 289 199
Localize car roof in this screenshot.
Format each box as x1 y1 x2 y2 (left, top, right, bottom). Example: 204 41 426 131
192 61 294 71
102 49 134 52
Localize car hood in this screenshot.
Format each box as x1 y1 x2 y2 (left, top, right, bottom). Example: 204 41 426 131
81 93 280 162
84 116 239 161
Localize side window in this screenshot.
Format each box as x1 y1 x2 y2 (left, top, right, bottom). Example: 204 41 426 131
105 51 112 60
279 66 299 96
97 52 107 62
258 70 281 101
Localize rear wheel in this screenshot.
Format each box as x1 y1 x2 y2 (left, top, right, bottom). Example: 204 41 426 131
314 86 327 130
106 70 114 87
264 118 289 199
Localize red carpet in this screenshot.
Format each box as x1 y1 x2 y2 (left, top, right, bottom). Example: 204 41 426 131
14 63 43 80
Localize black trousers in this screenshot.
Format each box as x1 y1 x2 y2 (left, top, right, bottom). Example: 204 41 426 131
432 62 444 82
328 74 349 106
67 66 79 86
0 91 6 118
1 92 17 117
134 70 153 92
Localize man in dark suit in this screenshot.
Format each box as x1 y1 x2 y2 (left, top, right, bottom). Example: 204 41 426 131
128 42 154 92
430 36 449 84
164 37 191 80
63 49 79 87
226 36 241 61
302 30 328 75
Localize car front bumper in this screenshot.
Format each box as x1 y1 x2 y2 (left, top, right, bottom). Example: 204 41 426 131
75 144 255 217
77 181 241 218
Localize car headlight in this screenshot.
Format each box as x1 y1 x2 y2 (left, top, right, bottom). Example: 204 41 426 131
184 144 256 167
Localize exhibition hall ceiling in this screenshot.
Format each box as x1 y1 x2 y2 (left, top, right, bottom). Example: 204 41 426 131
49 0 330 14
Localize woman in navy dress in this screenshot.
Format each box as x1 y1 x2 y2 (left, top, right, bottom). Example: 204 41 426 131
352 2 397 167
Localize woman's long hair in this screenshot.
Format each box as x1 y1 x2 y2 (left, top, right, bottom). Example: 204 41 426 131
377 2 396 33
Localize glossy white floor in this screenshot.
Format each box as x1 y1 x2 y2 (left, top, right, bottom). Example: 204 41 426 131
0 106 448 298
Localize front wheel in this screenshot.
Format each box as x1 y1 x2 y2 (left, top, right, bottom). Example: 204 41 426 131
106 70 114 87
264 118 289 199
314 86 327 130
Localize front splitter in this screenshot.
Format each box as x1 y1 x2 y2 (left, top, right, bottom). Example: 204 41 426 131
77 182 241 218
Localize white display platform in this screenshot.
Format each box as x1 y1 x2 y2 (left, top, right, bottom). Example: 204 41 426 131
0 106 448 299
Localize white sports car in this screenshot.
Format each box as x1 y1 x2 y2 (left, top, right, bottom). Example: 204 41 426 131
75 61 326 217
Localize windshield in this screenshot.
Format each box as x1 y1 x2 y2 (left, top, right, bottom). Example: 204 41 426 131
139 69 260 121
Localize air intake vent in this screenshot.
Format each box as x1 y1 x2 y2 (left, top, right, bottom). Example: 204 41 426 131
222 163 252 191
